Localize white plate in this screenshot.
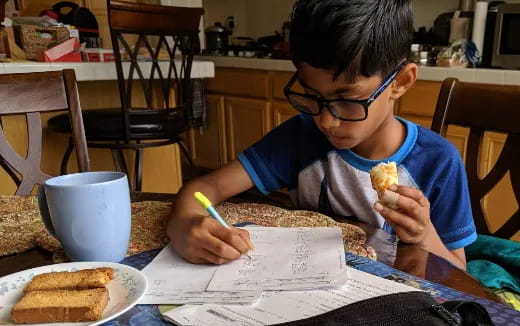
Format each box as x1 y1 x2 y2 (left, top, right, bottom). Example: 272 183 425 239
0 261 148 325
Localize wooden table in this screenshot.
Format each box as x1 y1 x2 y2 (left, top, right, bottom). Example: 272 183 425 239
0 191 503 304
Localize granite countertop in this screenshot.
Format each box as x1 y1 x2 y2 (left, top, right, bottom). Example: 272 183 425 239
0 60 215 81
196 55 520 86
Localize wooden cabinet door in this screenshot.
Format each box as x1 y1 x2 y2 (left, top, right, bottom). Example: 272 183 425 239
395 80 442 128
273 101 298 128
188 94 227 169
225 97 271 161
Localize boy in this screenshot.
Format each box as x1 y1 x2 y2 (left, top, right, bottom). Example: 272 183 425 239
168 0 476 269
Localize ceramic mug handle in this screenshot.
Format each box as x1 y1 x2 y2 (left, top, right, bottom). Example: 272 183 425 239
37 185 57 238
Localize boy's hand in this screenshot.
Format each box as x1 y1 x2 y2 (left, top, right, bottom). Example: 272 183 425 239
374 184 434 245
168 215 253 265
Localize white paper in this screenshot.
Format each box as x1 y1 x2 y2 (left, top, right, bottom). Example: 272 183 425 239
140 244 260 304
164 267 422 326
207 227 347 291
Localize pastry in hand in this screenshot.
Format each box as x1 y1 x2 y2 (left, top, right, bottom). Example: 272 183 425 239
370 162 399 209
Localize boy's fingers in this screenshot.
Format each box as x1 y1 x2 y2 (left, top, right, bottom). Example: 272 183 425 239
197 248 232 265
390 185 428 207
209 224 251 256
382 190 424 219
235 228 255 250
375 202 424 236
380 190 400 208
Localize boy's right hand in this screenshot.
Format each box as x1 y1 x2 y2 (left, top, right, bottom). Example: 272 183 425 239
168 215 253 264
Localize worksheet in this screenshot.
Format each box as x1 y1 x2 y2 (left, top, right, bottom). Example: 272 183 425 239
164 267 421 326
140 244 260 304
206 227 348 291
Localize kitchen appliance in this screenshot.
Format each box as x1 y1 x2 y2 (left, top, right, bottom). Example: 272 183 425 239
480 1 505 67
490 3 520 69
205 22 229 55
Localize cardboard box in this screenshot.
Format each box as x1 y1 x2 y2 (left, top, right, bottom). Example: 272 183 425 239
39 38 81 62
84 48 114 62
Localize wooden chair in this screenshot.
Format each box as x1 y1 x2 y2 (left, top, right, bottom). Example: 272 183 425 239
0 70 90 195
48 0 204 191
431 78 519 239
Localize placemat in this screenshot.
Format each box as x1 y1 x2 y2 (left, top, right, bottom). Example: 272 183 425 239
0 196 376 261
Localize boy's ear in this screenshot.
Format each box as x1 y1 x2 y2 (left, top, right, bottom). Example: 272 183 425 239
390 63 418 100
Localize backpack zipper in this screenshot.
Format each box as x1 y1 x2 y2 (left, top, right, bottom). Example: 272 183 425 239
431 304 458 326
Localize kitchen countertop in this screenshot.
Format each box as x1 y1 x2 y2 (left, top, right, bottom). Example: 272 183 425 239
196 55 520 86
0 60 215 81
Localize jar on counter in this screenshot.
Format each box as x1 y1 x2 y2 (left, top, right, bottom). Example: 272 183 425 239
409 44 421 64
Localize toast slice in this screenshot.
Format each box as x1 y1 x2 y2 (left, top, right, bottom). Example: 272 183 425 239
24 267 114 293
11 288 109 323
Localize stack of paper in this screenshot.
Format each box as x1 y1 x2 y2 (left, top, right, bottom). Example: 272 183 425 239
140 227 347 304
163 268 419 326
140 226 420 326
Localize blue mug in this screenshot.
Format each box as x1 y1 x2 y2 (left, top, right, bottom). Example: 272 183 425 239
38 172 131 262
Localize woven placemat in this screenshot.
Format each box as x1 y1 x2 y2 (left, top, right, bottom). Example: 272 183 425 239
0 196 376 262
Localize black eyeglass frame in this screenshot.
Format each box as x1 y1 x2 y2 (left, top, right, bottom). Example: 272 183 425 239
283 63 406 122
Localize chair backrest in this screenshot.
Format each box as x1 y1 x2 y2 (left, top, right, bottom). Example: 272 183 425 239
431 78 519 239
107 0 204 141
0 70 90 195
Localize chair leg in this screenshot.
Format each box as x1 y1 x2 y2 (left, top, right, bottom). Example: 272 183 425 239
111 149 123 172
178 140 195 167
111 149 129 175
60 139 74 175
134 148 143 192
111 148 132 189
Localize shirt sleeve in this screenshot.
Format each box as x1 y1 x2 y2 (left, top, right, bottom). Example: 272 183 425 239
428 148 477 250
238 115 326 195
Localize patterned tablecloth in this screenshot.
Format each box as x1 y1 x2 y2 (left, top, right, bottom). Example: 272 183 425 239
0 197 376 261
107 249 520 326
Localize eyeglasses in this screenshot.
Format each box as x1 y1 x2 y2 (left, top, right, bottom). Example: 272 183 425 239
283 63 405 122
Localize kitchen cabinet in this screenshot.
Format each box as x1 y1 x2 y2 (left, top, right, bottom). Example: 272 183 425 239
188 94 227 168
225 96 271 161
273 101 298 128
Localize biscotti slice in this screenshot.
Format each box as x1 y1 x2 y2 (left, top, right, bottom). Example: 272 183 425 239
24 267 114 293
11 288 109 323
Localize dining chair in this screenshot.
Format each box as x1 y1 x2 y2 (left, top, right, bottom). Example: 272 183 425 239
0 70 90 195
48 0 204 191
431 78 519 239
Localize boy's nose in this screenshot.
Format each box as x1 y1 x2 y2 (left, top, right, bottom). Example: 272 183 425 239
317 106 341 129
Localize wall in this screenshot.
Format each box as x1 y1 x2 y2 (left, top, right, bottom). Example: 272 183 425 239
203 0 520 39
202 0 247 37
245 0 293 39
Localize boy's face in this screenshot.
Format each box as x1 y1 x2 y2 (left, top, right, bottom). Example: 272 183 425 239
296 62 396 150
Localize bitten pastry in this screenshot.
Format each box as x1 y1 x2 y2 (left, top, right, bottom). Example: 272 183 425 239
11 288 109 323
370 162 399 209
23 267 114 293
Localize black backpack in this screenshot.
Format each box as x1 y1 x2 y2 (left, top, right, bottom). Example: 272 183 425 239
277 291 495 326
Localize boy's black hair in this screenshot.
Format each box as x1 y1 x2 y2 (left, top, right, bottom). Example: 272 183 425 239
290 0 413 82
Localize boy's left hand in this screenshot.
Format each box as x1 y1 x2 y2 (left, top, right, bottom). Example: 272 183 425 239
374 184 434 245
